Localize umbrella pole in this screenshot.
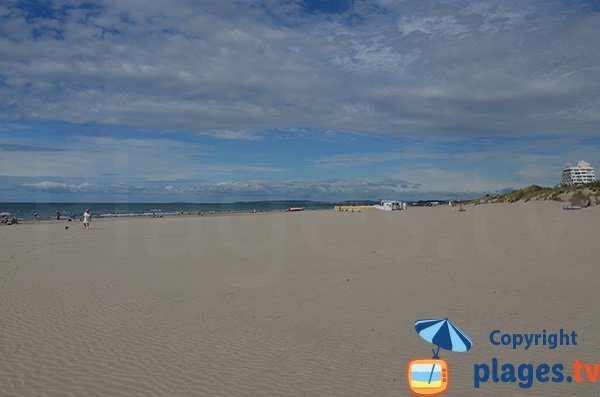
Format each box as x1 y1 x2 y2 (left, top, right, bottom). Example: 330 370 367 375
428 346 441 384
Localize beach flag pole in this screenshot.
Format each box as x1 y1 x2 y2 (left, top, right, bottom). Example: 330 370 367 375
428 346 441 383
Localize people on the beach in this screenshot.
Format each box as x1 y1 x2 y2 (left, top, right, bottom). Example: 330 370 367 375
33 212 38 220
83 209 91 229
56 210 61 220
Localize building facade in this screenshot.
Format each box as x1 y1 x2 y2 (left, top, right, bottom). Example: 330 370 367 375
561 160 597 185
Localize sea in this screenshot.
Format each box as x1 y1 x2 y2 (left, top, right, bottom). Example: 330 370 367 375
0 201 334 221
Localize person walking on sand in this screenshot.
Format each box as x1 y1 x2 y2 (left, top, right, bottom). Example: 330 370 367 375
83 209 91 229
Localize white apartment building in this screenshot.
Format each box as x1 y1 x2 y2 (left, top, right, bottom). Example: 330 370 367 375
561 160 597 185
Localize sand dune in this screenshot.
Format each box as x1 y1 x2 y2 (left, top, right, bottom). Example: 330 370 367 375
1 202 599 396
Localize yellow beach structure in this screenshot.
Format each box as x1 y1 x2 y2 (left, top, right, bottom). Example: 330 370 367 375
334 205 375 212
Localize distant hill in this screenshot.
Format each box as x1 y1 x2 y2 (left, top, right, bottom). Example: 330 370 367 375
474 182 600 207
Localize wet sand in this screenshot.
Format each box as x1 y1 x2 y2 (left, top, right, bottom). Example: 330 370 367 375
1 202 599 396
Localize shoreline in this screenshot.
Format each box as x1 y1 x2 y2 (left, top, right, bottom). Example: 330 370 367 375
6 199 598 226
2 207 334 225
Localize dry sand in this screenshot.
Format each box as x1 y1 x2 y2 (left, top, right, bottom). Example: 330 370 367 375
1 202 599 396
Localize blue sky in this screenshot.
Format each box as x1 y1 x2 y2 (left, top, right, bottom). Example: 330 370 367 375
1 1 600 202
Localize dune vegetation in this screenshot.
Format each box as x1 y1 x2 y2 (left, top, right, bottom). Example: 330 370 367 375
475 181 600 207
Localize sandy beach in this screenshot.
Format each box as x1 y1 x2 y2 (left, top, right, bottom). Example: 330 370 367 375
1 202 599 396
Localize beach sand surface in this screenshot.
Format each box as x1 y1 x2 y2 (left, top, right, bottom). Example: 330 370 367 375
1 202 599 396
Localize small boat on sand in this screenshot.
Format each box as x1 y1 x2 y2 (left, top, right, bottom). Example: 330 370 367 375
287 207 305 212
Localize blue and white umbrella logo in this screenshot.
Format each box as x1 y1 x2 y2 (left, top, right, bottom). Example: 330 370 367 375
414 318 472 385
415 318 472 358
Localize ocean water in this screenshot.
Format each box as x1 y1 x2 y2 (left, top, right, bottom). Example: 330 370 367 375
0 201 333 221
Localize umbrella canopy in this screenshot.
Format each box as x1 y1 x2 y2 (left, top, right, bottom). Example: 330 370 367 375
415 318 472 354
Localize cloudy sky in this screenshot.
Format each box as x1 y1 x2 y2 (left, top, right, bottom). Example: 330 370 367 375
1 0 599 202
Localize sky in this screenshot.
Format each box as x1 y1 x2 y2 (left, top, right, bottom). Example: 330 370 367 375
1 0 600 202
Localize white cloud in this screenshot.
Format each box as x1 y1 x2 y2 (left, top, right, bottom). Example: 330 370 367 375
1 1 600 201
0 1 599 138
4 174 465 201
0 122 30 132
0 134 284 180
396 168 512 193
201 178 422 200
23 181 93 192
398 15 470 37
